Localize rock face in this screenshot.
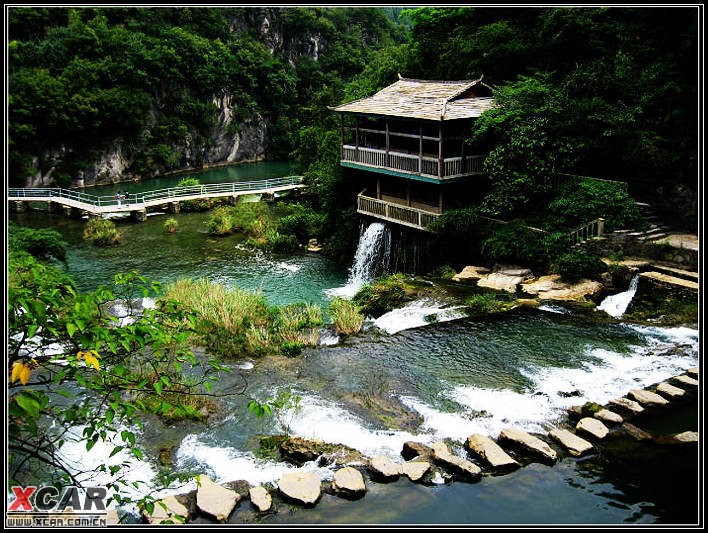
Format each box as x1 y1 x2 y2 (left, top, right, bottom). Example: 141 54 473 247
431 441 482 480
548 429 593 456
332 467 366 498
144 495 190 524
248 485 272 513
628 389 670 407
576 417 609 441
498 427 557 464
196 475 240 523
277 471 322 506
465 434 519 470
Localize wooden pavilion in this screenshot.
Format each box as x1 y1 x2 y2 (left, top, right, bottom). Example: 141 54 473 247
330 76 496 231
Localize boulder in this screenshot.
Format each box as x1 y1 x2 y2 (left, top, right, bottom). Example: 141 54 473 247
478 272 524 293
431 441 482 480
656 382 686 399
144 495 190 524
498 427 557 464
277 471 322 506
521 274 603 301
575 417 609 441
452 265 490 283
628 389 670 407
548 429 593 456
465 434 519 471
399 460 431 482
608 397 645 416
248 486 272 513
332 467 366 498
495 265 533 278
593 408 623 425
196 475 239 523
401 441 434 461
368 455 401 480
671 431 698 444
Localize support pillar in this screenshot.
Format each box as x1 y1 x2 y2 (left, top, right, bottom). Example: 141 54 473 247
229 195 241 206
438 190 444 213
168 201 180 214
376 178 381 200
10 201 25 213
131 209 147 222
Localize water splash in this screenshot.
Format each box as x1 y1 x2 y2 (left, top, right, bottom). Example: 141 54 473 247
374 298 468 334
596 274 640 317
326 222 390 298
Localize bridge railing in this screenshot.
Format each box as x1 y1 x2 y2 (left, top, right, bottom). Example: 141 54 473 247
8 176 304 208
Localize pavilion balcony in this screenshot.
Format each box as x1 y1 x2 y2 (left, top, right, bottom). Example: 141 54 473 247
357 193 441 232
342 145 484 182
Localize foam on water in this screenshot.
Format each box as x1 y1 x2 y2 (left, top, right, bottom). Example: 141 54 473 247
277 261 300 273
596 274 640 317
374 299 468 334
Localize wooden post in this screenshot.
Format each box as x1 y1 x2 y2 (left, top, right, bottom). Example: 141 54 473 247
406 183 411 207
376 178 381 200
418 124 423 173
355 116 359 160
597 218 605 237
385 120 390 167
438 124 444 179
340 114 344 159
438 190 444 213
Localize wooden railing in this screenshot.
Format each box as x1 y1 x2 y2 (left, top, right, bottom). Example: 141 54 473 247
357 194 440 231
342 145 484 179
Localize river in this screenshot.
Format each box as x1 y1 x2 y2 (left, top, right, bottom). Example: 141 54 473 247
7 161 700 526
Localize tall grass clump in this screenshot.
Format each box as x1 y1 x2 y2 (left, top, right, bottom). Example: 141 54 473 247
328 297 364 336
83 217 123 246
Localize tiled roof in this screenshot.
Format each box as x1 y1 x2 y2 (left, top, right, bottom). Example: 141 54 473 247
330 77 496 121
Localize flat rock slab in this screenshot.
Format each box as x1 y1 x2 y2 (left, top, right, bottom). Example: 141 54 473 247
478 272 524 293
576 417 609 440
145 495 190 524
521 274 603 301
452 265 490 282
332 467 366 497
640 271 698 292
672 374 699 387
248 485 272 513
656 382 686 398
432 441 482 480
549 429 593 456
608 397 645 416
369 455 401 479
498 427 557 464
629 389 670 407
672 431 698 444
400 460 431 482
621 422 653 441
593 408 623 425
196 475 240 523
278 471 322 506
466 434 519 470
402 441 434 461
686 367 698 378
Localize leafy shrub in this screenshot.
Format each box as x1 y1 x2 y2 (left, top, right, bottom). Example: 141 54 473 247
553 248 607 282
163 217 179 233
83 217 122 246
176 177 214 212
277 203 326 243
430 264 458 281
465 292 514 315
206 206 236 235
352 273 408 317
9 222 67 262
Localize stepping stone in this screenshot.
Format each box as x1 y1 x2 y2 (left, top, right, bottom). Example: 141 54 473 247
498 427 557 464
248 485 272 513
576 417 609 440
672 374 698 387
431 441 482 480
144 495 190 524
629 389 670 407
465 433 519 471
593 408 623 425
368 455 401 480
608 397 645 416
399 460 431 482
686 367 698 378
332 467 366 498
672 431 698 444
196 474 240 523
402 441 434 461
548 429 593 457
278 471 322 506
656 382 686 399
621 422 653 441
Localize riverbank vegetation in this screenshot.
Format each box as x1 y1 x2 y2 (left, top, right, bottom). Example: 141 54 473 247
83 217 123 246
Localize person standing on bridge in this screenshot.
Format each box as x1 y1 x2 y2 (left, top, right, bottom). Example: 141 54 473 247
124 191 130 203
116 191 121 206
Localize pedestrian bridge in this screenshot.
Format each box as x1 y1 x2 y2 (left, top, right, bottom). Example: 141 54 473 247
8 176 306 220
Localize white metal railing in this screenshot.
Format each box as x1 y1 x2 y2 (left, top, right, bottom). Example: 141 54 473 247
567 218 605 245
357 194 440 231
342 145 484 179
8 176 304 210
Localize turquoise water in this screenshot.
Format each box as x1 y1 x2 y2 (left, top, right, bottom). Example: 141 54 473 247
7 162 700 525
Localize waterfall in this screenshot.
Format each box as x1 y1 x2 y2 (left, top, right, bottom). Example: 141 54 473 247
326 222 389 298
597 274 640 318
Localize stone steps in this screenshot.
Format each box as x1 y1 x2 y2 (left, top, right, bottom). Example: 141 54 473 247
639 271 699 294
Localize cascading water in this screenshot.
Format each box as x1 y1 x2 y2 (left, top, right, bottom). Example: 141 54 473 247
596 274 640 318
326 222 390 298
